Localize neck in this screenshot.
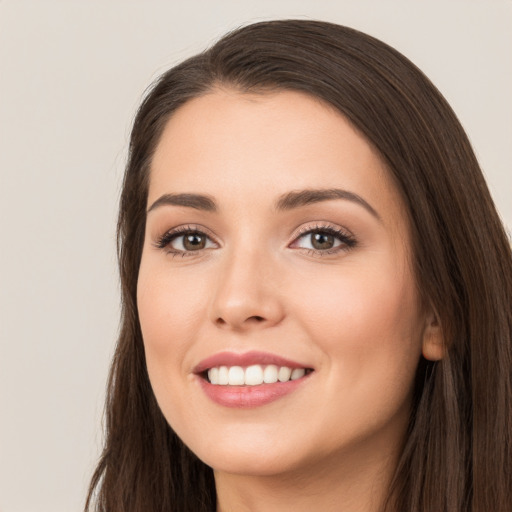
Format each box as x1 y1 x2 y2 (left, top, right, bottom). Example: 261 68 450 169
214 440 400 512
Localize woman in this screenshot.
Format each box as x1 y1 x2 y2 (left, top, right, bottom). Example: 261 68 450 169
86 20 512 512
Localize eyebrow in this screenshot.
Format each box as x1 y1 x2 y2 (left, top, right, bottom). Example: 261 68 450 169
147 193 217 213
147 188 380 220
275 188 380 220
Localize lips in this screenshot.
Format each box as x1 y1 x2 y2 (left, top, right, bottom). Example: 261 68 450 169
194 351 314 408
193 350 311 374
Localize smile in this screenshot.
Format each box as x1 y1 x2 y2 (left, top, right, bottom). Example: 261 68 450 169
195 351 314 408
207 365 310 386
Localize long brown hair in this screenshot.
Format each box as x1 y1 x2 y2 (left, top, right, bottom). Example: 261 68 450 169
86 20 512 512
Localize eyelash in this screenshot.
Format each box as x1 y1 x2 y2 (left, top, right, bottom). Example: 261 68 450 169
154 225 215 256
155 223 357 257
292 224 357 256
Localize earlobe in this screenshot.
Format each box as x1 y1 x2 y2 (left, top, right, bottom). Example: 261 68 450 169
422 312 445 361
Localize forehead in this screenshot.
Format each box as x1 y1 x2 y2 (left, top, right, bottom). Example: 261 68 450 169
149 89 407 229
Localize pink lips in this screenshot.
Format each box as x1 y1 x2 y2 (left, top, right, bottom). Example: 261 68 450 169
194 350 313 408
193 350 308 374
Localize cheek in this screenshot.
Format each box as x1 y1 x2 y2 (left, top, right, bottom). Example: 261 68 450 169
137 258 207 378
286 260 424 446
293 259 423 382
136 258 211 433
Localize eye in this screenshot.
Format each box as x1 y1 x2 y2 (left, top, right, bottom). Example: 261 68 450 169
156 226 217 254
291 225 356 254
171 232 214 251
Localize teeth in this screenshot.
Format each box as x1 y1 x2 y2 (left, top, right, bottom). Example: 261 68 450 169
291 368 306 380
207 364 309 386
263 364 278 384
209 367 219 385
245 365 264 385
228 366 245 386
278 366 292 382
218 366 229 385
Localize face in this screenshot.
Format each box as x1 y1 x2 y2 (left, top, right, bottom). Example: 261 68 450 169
137 89 437 479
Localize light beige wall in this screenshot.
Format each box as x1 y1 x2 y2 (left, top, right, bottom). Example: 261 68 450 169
0 1 510 511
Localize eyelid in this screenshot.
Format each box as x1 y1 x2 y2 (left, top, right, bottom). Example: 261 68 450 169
289 222 357 253
154 224 219 252
290 221 355 240
153 221 356 256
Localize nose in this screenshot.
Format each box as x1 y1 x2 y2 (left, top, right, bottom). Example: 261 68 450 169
208 246 285 331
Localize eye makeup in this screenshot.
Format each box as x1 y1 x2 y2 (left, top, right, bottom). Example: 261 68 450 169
290 222 357 256
153 221 357 258
154 224 219 256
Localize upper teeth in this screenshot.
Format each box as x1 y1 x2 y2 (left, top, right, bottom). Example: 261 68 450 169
207 365 306 386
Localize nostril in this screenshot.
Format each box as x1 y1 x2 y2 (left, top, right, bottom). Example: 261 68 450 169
214 315 265 328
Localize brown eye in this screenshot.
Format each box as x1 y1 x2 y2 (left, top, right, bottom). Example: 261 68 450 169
157 229 217 253
182 233 207 250
311 232 335 250
291 227 356 254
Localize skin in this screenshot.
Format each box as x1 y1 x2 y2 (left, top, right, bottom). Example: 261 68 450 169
137 89 443 512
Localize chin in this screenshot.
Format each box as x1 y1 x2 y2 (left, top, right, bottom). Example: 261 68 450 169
204 448 304 478
180 425 309 477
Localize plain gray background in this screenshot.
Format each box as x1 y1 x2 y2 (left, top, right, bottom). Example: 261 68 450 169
0 2 510 511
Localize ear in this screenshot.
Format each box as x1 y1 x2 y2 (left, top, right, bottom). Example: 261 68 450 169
421 309 445 361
